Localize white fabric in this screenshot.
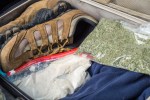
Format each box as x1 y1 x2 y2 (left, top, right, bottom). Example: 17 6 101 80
14 55 91 100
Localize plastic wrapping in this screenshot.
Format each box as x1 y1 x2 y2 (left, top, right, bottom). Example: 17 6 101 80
9 54 91 100
7 48 78 76
121 21 150 45
8 61 52 82
77 18 150 75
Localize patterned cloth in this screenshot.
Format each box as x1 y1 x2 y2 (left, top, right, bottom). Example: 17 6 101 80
77 18 150 75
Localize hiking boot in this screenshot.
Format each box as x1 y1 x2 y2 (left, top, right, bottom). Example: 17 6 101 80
0 0 71 48
0 0 58 33
0 10 98 72
0 1 71 49
21 1 72 30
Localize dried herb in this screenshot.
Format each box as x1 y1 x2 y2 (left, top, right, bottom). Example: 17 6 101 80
78 18 150 75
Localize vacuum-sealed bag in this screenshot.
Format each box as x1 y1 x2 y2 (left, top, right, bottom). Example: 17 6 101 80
8 55 91 100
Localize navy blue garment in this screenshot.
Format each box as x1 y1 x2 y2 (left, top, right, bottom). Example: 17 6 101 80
137 87 150 100
62 62 150 100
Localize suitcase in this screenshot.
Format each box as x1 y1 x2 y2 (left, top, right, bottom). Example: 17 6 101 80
0 0 149 99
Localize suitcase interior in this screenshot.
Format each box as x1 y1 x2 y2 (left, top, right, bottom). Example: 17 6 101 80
0 0 149 99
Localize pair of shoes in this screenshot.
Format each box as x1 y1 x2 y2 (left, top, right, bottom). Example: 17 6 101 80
0 0 72 48
20 1 72 31
0 0 58 33
0 10 98 72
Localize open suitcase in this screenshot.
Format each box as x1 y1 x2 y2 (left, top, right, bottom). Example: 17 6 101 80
0 0 150 99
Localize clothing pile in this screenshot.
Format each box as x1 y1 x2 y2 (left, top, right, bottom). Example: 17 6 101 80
7 54 150 100
0 0 150 100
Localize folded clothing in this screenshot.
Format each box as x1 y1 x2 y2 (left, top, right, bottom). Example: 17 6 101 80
62 62 150 100
77 18 150 75
13 55 91 100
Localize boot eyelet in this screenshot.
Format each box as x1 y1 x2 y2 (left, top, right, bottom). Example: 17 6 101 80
52 43 59 49
41 45 48 53
32 49 39 56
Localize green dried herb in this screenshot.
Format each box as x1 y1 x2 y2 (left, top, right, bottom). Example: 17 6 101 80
77 18 150 75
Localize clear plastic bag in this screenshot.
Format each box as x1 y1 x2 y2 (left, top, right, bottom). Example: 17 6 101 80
121 21 150 44
9 54 91 100
77 19 150 75
8 60 52 82
7 48 78 76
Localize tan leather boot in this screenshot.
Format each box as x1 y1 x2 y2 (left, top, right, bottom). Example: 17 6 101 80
0 10 98 72
0 0 72 49
0 0 58 34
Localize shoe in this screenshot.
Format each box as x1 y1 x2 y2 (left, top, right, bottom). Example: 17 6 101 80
0 1 72 48
0 10 98 72
0 0 58 33
21 1 72 30
0 0 65 48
